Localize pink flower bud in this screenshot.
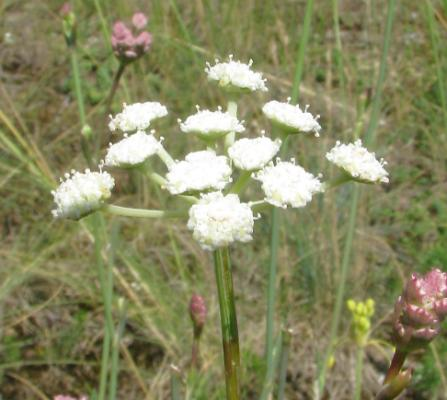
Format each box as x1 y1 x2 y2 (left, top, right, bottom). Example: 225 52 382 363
189 293 207 332
132 12 148 30
393 268 447 352
60 2 72 17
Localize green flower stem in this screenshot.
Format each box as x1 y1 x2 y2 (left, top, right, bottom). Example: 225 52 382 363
147 171 168 186
354 345 364 400
213 247 241 400
170 365 182 400
318 1 396 396
157 146 175 169
384 350 407 384
104 204 187 219
69 47 93 167
318 185 359 394
105 61 127 116
109 299 127 400
228 171 252 194
277 329 292 400
326 173 352 190
92 214 114 400
225 100 238 150
262 0 314 396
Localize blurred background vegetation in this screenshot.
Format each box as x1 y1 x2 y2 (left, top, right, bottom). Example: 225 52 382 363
1 0 447 398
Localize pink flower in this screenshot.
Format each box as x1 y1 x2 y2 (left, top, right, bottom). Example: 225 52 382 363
132 12 148 30
393 268 447 351
111 15 152 62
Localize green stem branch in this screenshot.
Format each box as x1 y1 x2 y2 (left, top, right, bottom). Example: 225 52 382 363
104 204 187 219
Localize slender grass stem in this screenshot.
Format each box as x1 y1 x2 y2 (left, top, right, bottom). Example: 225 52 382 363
213 247 241 400
277 329 292 400
353 346 364 400
93 0 111 48
170 365 182 400
263 2 314 395
109 300 126 400
425 0 447 132
69 47 92 167
317 1 396 395
92 214 113 400
104 204 187 219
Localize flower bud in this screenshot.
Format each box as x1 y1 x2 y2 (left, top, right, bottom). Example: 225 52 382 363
189 294 207 334
393 268 447 352
61 3 76 47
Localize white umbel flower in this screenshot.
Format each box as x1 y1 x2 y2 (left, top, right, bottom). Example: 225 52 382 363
179 107 245 140
52 169 114 220
165 150 232 194
205 55 268 93
254 160 323 208
187 192 254 251
262 99 321 136
104 131 161 168
325 140 389 183
109 102 168 132
228 135 281 171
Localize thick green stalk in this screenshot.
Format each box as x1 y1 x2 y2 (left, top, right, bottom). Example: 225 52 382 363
353 346 364 400
277 329 292 400
104 204 186 219
317 1 396 395
170 365 182 400
213 248 241 400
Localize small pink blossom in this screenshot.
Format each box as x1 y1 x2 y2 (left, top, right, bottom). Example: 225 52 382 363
190 294 207 331
132 12 148 30
111 15 152 62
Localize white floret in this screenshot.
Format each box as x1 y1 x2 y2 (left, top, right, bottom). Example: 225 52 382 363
205 55 268 92
165 150 232 195
254 160 324 208
187 192 255 251
228 135 281 171
109 102 168 132
52 169 115 220
325 140 389 183
179 107 245 139
104 131 161 168
262 99 321 136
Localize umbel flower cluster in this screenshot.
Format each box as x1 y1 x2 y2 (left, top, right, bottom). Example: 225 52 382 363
51 56 390 251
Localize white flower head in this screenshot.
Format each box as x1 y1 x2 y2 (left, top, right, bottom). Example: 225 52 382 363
104 131 161 168
187 192 255 251
205 55 268 93
52 169 114 220
109 102 168 132
228 134 282 171
165 150 232 195
254 160 324 208
325 140 389 184
179 106 245 140
262 99 321 136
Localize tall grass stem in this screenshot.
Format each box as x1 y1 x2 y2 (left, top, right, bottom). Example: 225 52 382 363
353 346 364 400
263 0 314 397
317 0 396 395
213 248 241 400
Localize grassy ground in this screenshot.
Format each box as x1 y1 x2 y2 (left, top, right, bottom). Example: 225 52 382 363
1 0 447 399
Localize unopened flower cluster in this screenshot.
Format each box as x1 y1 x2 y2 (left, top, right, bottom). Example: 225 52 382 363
52 56 390 251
